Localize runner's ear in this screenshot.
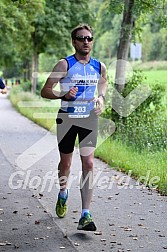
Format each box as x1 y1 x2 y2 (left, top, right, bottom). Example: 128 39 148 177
72 39 76 47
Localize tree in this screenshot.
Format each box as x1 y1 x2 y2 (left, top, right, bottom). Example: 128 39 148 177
0 0 45 80
108 0 167 92
92 2 122 64
93 15 122 65
0 0 94 93
30 0 95 93
160 29 167 60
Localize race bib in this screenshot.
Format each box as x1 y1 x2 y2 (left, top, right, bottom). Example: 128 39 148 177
67 100 94 118
67 84 95 118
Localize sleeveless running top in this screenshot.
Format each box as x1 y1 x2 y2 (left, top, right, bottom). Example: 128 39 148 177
60 55 101 118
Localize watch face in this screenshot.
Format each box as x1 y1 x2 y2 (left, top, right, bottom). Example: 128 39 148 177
99 95 105 100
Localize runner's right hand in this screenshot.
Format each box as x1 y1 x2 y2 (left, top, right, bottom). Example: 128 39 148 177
64 87 78 100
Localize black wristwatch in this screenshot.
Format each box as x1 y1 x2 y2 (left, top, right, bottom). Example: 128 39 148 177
60 91 69 101
61 94 69 101
98 94 105 101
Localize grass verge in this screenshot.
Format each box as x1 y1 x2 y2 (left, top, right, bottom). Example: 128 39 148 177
95 139 167 195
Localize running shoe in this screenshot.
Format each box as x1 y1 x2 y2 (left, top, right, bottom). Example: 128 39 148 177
77 212 96 231
55 190 68 218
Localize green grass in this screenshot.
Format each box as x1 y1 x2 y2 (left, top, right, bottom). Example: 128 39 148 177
143 70 167 87
134 60 167 71
143 70 167 115
133 62 167 105
9 86 59 133
95 139 167 195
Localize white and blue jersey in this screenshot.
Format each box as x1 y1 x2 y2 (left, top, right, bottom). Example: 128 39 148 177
60 55 101 118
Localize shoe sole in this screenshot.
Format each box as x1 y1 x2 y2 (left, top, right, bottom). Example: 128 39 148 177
55 192 68 218
56 213 66 218
77 222 97 231
55 206 67 218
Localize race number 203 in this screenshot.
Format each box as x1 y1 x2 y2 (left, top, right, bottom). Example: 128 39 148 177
74 106 86 113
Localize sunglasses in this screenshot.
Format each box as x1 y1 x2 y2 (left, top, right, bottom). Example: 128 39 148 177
74 36 93 42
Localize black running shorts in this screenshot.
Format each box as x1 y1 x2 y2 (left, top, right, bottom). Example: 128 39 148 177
56 109 98 154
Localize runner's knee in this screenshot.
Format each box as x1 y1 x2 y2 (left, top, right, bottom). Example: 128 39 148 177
82 159 94 171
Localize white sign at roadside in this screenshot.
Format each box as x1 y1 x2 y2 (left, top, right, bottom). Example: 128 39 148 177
130 43 142 60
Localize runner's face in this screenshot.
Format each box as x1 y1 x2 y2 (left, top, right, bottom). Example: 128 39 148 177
72 29 93 56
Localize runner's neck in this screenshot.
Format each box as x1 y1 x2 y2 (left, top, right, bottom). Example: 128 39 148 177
74 53 91 64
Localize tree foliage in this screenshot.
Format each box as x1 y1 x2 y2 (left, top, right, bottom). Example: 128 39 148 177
0 0 44 77
1 0 167 88
93 0 167 63
92 0 167 93
0 0 94 91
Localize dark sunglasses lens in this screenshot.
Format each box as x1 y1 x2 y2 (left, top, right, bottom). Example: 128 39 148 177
75 36 93 42
87 37 93 42
77 37 85 42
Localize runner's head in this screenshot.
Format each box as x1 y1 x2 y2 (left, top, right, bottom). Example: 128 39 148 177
71 24 94 56
71 24 93 40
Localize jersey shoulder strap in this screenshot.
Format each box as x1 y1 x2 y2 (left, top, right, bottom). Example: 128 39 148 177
90 57 101 74
64 55 77 71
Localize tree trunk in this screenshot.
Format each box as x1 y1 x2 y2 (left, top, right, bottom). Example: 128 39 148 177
115 0 135 93
27 61 31 81
23 60 31 82
31 32 39 94
31 48 38 93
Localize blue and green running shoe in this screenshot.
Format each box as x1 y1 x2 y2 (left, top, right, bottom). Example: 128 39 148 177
55 190 68 218
77 212 96 231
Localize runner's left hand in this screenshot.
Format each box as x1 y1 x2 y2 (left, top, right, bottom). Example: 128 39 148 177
94 97 104 116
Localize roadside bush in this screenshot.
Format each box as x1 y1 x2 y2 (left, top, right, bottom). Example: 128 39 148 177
21 80 32 92
103 70 166 152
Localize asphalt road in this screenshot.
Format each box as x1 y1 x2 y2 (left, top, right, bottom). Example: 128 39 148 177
0 92 166 252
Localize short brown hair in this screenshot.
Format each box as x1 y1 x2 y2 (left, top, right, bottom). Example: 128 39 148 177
71 24 93 39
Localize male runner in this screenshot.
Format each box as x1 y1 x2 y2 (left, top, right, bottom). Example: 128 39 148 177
41 24 107 231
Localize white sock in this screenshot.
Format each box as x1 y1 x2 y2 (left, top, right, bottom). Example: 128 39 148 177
59 189 67 199
81 209 89 217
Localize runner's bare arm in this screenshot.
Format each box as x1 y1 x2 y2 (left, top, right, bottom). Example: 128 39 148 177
98 62 107 98
94 62 108 115
41 59 67 99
